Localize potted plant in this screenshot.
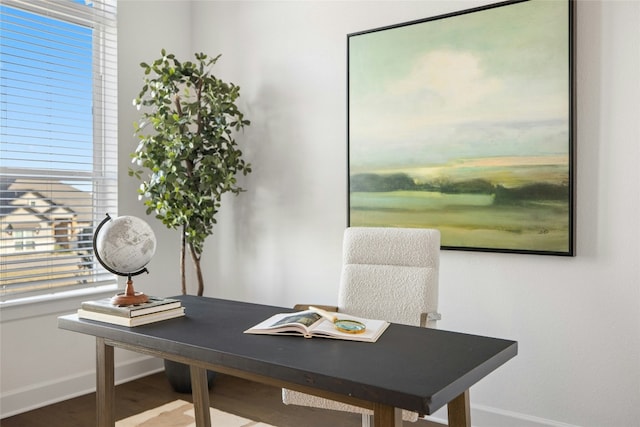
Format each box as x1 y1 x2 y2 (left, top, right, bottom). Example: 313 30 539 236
130 49 251 296
130 50 251 392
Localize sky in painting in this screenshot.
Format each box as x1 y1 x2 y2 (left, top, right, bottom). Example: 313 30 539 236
348 0 570 177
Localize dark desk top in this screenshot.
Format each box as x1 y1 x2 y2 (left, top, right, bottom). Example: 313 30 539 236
58 295 517 415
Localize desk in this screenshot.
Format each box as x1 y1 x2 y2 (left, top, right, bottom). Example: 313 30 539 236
58 295 517 427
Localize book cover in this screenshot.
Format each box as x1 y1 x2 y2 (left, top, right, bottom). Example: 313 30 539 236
244 310 390 343
81 296 181 318
77 306 185 327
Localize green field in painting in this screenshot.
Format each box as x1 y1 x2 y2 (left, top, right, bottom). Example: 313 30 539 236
350 191 570 252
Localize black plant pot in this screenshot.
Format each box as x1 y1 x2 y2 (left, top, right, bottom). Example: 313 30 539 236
164 359 216 394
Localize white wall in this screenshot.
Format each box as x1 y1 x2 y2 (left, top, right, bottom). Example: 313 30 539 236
1 1 638 426
182 1 639 426
117 0 193 299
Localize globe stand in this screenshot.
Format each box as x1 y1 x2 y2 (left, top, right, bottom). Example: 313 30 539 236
111 275 149 306
93 213 155 307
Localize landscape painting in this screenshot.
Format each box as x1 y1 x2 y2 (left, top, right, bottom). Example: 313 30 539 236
348 0 574 255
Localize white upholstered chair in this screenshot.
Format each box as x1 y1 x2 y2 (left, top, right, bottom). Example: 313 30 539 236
282 226 441 426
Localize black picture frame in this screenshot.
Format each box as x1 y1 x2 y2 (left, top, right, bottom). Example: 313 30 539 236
347 0 575 256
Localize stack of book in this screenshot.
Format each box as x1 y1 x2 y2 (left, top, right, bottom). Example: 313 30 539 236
77 296 184 327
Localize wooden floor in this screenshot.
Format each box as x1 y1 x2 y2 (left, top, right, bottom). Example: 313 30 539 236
2 372 444 427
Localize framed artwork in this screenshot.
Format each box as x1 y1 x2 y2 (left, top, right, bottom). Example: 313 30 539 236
348 0 575 256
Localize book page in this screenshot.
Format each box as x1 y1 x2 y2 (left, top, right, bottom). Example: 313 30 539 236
244 311 323 337
310 314 390 342
270 311 322 328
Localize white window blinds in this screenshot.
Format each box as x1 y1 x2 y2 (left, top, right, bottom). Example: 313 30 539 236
0 0 118 301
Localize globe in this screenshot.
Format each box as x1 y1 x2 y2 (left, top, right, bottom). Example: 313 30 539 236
95 215 157 274
93 214 157 305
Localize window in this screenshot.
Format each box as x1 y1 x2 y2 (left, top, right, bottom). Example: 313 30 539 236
0 0 118 302
14 230 36 251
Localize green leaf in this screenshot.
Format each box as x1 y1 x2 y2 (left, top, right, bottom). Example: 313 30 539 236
131 49 254 292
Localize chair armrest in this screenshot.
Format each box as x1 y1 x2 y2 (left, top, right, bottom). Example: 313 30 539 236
293 304 339 312
420 312 442 328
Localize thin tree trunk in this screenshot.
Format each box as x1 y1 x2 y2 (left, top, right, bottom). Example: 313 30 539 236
189 243 205 296
180 225 187 295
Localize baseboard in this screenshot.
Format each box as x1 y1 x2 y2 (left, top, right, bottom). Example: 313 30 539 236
425 403 582 427
0 355 163 419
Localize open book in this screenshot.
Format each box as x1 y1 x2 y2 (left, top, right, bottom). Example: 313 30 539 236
244 309 390 343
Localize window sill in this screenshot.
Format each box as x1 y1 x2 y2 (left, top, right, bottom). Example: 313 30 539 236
0 284 118 323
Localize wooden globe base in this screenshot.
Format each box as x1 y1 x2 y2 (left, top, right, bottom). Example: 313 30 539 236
111 279 149 306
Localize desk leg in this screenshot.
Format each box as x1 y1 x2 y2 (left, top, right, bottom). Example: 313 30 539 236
190 365 211 427
447 389 471 427
372 403 402 427
96 338 115 427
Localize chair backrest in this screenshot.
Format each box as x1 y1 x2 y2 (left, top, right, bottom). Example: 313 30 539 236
337 227 440 328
